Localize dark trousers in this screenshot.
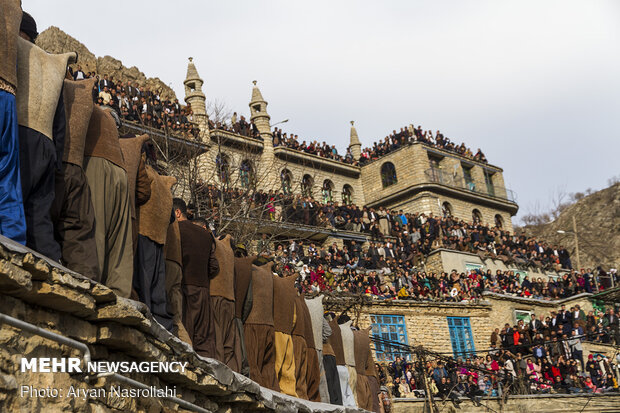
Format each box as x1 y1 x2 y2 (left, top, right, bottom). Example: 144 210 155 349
323 354 343 405
51 162 99 280
19 126 61 260
573 350 584 371
133 234 174 332
183 284 216 358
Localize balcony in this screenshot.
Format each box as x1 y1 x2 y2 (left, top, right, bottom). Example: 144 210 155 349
273 146 361 177
424 168 517 203
209 129 264 151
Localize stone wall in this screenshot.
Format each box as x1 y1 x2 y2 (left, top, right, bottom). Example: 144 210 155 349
483 293 595 329
0 236 362 413
391 393 620 413
430 249 569 281
351 301 493 358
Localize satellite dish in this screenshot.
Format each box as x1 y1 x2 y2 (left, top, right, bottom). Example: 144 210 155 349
451 288 458 297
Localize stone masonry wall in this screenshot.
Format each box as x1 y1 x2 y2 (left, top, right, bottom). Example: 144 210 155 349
392 393 619 413
352 301 493 358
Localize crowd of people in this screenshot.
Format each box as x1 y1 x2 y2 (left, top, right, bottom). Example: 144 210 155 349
272 128 356 164
183 184 620 305
378 306 620 404
193 185 577 271
210 111 262 139
359 124 488 166
267 124 488 168
69 66 201 139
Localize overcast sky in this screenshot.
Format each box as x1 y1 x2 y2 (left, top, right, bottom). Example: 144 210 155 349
26 0 619 222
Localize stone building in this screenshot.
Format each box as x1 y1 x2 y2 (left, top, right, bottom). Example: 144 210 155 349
180 59 518 232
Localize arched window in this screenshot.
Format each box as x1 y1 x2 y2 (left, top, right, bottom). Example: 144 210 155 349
281 169 292 195
494 214 504 229
342 184 354 205
240 159 254 188
472 209 482 224
216 153 230 184
380 162 397 188
322 180 334 203
442 201 453 218
301 174 314 197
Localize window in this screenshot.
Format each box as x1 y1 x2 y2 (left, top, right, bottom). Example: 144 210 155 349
281 169 292 195
240 159 254 188
342 184 353 205
484 170 495 196
462 165 475 191
441 201 453 218
447 317 475 359
510 270 528 283
301 174 314 197
216 153 230 184
370 314 410 362
322 180 334 203
428 155 443 181
472 209 482 224
494 214 504 229
380 162 398 188
465 263 484 274
514 310 533 324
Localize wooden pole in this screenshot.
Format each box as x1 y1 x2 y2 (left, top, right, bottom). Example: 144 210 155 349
418 349 437 413
572 216 581 272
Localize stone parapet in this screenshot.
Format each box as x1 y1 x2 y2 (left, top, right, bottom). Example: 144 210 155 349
391 393 620 413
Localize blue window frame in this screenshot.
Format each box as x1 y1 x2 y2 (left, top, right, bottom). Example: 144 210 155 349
370 314 409 362
447 317 475 358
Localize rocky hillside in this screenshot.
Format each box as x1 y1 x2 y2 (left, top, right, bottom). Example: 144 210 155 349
36 26 176 101
517 183 620 270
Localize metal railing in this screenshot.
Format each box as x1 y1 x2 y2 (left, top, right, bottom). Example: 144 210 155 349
425 168 517 202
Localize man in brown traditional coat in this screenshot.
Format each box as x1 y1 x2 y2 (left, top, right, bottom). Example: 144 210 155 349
174 198 218 357
83 105 133 297
244 262 279 391
133 166 175 332
232 254 254 376
50 77 99 279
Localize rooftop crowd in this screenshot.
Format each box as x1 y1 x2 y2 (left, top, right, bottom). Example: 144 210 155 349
69 66 201 139
272 128 357 164
359 125 488 166
210 111 261 139
266 123 488 167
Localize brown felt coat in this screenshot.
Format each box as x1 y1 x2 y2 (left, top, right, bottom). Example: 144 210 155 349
353 328 372 375
273 275 298 335
63 78 96 166
16 37 76 139
164 219 182 266
138 166 175 245
245 262 274 326
211 234 235 300
178 220 218 287
84 106 126 171
0 0 21 92
233 255 255 321
328 318 346 366
119 134 151 218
